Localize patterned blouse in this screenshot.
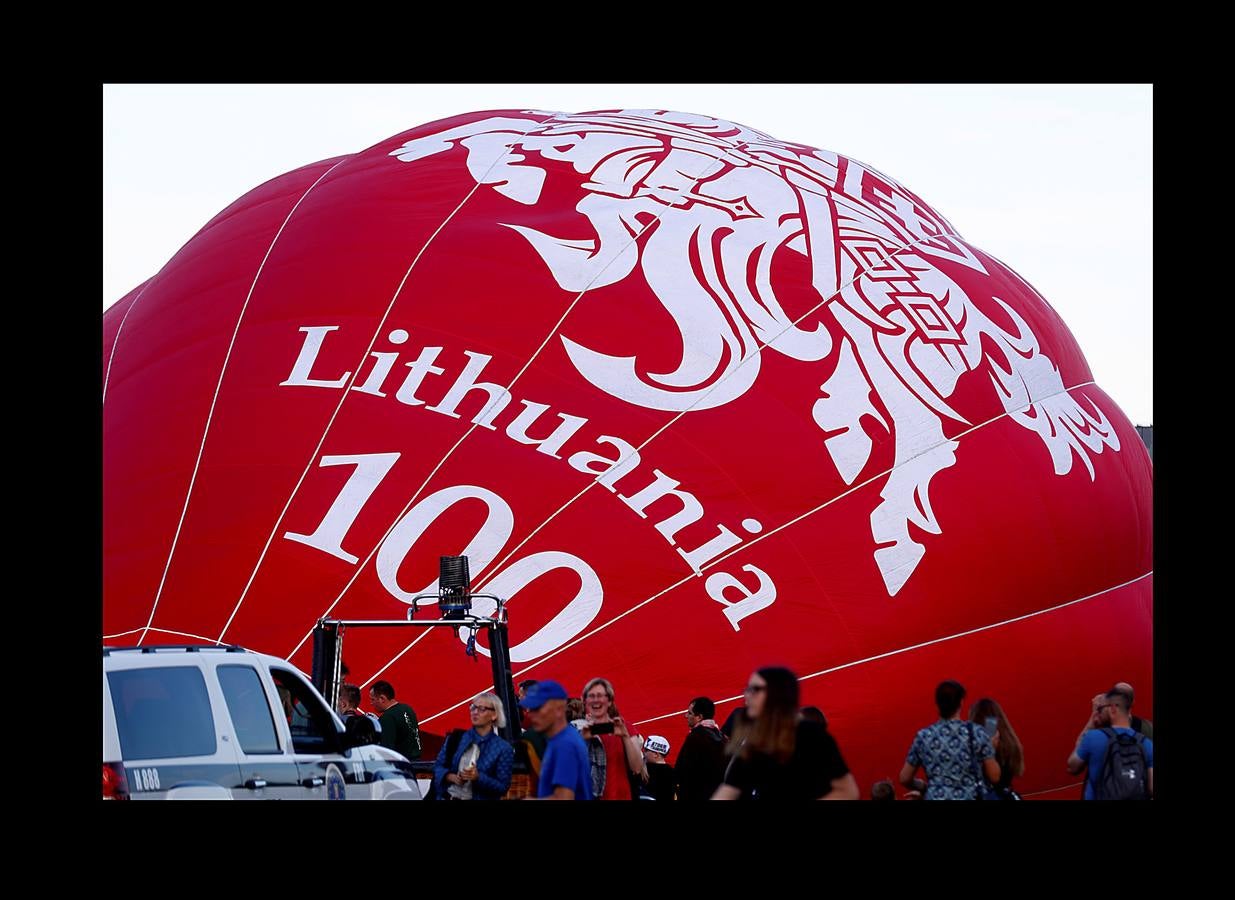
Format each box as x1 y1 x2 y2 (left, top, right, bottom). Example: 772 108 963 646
906 719 995 800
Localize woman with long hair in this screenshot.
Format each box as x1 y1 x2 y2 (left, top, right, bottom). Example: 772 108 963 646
968 697 1024 798
712 667 859 800
433 691 515 800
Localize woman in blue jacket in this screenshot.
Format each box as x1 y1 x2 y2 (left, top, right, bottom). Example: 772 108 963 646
434 692 515 800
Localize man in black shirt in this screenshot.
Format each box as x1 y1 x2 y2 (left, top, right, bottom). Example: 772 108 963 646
370 680 422 760
675 696 728 801
1112 681 1154 739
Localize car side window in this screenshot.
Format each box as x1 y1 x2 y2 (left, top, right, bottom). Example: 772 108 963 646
270 667 339 755
217 665 281 754
107 666 217 761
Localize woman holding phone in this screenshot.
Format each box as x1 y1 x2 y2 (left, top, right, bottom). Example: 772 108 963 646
969 697 1024 799
582 677 647 800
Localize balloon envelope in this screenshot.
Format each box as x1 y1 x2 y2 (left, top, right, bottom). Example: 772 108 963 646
103 109 1152 798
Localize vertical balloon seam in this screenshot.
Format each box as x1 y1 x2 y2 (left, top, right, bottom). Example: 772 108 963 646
102 282 148 407
102 155 346 403
412 379 1122 725
215 112 565 648
103 287 150 634
104 160 345 637
136 156 352 647
282 129 753 662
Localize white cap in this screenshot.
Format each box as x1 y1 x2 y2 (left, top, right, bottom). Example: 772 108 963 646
644 735 670 755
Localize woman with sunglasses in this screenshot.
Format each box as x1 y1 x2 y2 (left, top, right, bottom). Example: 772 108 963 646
433 692 515 800
712 667 859 800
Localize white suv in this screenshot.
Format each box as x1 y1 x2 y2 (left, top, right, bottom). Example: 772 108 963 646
102 645 422 800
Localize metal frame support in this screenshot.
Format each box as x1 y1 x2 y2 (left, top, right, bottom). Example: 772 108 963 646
309 595 524 744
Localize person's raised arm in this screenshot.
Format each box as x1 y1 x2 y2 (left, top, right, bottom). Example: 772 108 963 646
1067 727 1096 776
614 717 648 782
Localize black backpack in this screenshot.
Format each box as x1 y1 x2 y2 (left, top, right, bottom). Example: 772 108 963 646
1093 728 1150 800
344 712 377 745
424 729 466 801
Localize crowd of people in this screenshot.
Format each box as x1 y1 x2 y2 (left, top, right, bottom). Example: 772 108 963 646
330 668 1154 801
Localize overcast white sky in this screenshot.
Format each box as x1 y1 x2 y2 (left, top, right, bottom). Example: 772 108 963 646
103 83 1152 424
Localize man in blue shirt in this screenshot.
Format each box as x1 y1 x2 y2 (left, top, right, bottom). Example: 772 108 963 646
519 680 592 800
1068 687 1154 799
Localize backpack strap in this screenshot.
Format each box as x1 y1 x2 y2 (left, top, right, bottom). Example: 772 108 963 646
965 722 985 797
1097 728 1121 766
428 729 468 801
1101 727 1144 751
445 727 466 764
1131 731 1149 794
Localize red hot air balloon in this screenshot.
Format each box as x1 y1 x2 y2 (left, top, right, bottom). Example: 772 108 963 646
103 109 1152 799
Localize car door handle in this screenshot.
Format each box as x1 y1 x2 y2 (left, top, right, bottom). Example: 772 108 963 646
244 778 268 790
302 776 325 787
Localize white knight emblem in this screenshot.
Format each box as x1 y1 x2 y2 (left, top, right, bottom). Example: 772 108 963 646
390 110 1120 596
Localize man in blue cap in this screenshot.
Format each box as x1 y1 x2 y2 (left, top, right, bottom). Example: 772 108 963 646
519 680 593 800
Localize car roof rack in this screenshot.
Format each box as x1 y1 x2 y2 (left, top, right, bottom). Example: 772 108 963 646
102 644 248 656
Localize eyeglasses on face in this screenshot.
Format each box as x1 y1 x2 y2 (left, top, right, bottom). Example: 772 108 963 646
469 703 495 712
744 684 767 694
